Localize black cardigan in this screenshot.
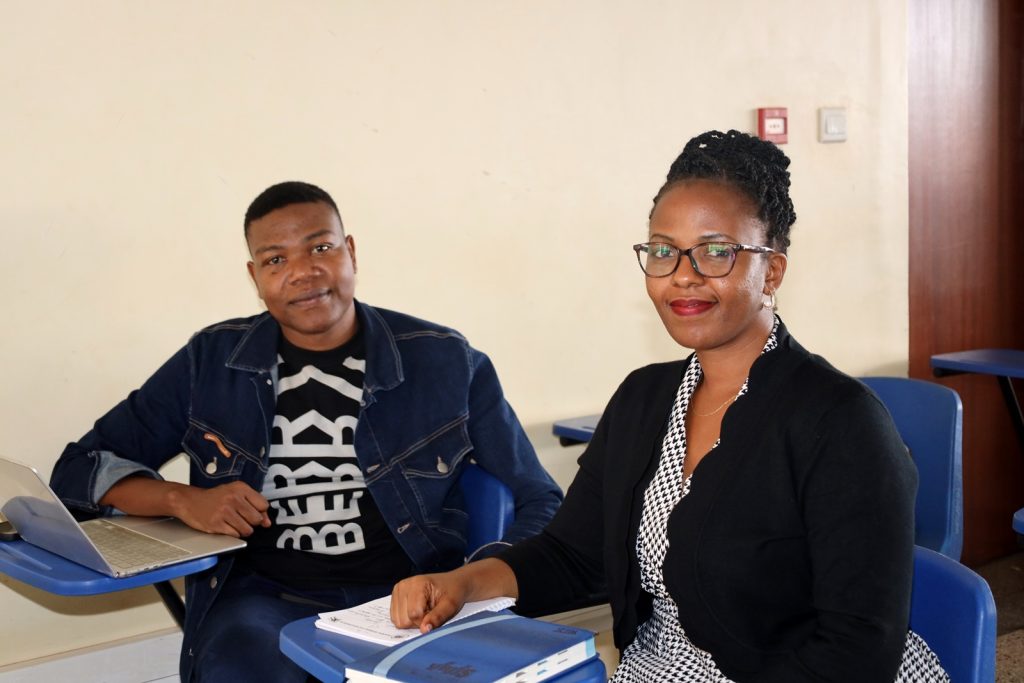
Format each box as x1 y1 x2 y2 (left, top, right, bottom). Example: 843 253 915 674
501 323 917 682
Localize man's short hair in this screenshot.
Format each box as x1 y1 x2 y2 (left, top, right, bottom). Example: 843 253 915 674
244 181 343 237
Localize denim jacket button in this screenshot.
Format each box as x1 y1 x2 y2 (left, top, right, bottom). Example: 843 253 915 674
435 458 449 474
205 461 217 475
209 576 218 589
259 447 265 457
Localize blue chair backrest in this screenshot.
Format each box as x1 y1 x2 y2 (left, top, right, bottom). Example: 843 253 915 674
458 462 515 557
910 546 996 683
860 377 963 560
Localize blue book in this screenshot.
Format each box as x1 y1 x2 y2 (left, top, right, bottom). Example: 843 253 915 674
344 611 597 683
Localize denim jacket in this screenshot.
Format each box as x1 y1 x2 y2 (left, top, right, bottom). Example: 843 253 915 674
50 300 561 680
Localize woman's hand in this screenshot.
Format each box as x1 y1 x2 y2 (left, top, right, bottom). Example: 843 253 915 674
390 571 470 632
390 558 520 633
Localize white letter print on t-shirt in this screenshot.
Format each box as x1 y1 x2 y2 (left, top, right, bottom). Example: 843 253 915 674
262 358 369 555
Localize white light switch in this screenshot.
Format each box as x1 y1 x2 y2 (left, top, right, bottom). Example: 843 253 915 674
818 107 847 143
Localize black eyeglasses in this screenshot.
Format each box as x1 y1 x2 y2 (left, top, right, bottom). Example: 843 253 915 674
633 241 776 278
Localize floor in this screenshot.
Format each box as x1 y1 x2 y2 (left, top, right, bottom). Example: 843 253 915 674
0 629 180 683
978 550 1024 682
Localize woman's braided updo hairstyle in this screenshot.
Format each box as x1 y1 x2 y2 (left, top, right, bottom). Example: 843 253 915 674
651 130 796 253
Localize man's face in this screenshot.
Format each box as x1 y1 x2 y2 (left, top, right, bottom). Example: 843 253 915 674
246 201 358 351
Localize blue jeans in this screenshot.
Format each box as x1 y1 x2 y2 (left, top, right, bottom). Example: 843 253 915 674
192 570 392 683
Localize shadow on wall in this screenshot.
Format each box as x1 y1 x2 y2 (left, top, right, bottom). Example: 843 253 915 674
859 363 911 378
0 574 178 618
523 422 585 492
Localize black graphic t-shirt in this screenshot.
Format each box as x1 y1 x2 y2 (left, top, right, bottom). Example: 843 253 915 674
237 330 412 590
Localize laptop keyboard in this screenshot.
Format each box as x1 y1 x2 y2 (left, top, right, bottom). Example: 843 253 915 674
83 520 190 572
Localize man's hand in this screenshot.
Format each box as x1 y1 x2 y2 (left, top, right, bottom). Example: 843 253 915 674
171 481 271 537
99 476 271 537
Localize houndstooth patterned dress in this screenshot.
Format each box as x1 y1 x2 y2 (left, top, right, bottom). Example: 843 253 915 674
611 324 949 683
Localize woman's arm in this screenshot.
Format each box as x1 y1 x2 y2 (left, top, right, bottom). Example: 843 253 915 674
757 390 917 682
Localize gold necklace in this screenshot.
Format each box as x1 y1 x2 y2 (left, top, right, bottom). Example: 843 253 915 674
691 392 738 418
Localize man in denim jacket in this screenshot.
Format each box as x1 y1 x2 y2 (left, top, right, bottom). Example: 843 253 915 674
50 181 562 682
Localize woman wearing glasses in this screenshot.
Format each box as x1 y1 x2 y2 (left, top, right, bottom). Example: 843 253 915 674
391 130 947 681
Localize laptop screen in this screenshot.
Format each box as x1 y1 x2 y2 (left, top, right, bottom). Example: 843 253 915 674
0 457 112 573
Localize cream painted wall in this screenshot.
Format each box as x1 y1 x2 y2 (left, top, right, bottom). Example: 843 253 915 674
0 0 908 666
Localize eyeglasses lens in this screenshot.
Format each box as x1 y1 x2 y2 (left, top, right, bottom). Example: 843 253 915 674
639 243 737 277
693 243 736 277
641 243 677 276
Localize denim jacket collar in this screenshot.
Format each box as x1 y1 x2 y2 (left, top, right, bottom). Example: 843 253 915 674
354 301 403 399
223 312 279 374
222 300 403 402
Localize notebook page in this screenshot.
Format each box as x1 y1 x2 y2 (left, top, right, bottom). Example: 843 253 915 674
315 595 516 646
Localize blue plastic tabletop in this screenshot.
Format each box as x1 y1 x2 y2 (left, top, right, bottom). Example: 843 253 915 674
932 348 1024 539
280 615 607 683
0 539 216 595
552 415 600 445
931 349 1024 379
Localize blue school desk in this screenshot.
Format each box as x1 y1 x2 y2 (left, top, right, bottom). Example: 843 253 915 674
931 348 1024 534
279 615 607 683
0 538 214 626
552 415 600 446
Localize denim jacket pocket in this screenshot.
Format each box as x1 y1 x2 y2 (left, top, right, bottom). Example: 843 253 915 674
400 417 472 479
182 423 251 483
398 417 472 526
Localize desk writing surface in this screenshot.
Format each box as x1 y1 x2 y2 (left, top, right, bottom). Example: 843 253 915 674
0 539 216 595
552 415 600 445
931 348 1024 539
931 348 1024 443
280 616 382 683
280 615 607 683
931 349 1024 379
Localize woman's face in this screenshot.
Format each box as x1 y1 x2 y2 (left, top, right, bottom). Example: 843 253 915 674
646 179 787 354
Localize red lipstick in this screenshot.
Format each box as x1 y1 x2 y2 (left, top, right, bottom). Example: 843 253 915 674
669 298 715 316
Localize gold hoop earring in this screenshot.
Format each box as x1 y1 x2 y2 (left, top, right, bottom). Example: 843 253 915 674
763 289 776 310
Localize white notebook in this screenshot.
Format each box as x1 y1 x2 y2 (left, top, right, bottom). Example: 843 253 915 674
315 594 516 646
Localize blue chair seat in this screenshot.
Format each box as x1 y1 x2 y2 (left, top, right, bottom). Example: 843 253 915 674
860 377 963 560
459 461 514 557
910 546 996 683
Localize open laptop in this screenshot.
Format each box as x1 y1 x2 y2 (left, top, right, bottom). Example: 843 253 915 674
0 456 246 578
